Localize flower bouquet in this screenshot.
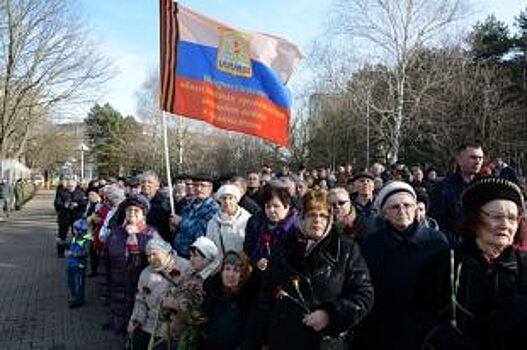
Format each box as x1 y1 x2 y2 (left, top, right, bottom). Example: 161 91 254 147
168 277 206 350
275 275 310 313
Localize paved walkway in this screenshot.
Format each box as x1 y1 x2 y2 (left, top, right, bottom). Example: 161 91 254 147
0 191 123 349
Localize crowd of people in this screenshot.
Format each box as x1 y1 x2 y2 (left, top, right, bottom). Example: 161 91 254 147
52 141 527 350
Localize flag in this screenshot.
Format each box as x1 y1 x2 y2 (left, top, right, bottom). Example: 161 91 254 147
160 0 303 147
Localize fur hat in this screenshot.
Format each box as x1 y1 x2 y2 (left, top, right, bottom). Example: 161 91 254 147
350 171 375 182
190 236 219 261
462 177 524 214
374 181 416 212
216 184 241 203
122 193 151 214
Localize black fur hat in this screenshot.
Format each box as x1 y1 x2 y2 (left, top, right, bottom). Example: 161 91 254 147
462 177 524 214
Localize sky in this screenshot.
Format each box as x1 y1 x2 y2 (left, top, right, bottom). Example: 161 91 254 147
76 0 527 120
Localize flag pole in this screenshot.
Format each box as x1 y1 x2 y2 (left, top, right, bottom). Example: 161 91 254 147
162 110 176 215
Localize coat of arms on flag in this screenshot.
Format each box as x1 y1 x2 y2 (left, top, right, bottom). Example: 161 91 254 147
160 0 303 147
217 28 252 78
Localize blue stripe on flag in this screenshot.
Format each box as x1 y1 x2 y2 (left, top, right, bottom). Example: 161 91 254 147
176 40 292 108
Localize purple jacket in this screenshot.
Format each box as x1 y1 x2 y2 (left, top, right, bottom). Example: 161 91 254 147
98 224 160 335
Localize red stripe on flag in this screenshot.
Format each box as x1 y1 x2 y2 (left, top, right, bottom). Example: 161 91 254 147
173 77 289 146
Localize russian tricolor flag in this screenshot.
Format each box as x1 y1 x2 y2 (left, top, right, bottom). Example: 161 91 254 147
160 1 303 146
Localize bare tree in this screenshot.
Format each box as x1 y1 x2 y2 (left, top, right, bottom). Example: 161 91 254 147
0 0 111 159
331 0 467 163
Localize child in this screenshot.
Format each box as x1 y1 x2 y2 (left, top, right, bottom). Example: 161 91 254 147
188 236 221 281
66 218 93 308
128 238 191 350
162 236 220 349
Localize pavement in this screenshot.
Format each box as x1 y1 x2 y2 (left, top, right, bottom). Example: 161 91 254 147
0 191 123 350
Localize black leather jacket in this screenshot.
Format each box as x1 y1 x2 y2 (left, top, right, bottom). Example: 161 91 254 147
262 228 374 349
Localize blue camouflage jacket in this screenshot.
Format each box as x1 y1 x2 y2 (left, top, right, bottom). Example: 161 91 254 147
173 197 219 258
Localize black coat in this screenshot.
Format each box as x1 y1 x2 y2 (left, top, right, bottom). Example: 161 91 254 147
246 188 264 208
429 172 470 243
262 229 374 350
238 194 261 215
421 243 527 350
146 191 172 243
202 273 257 350
354 220 450 350
54 186 87 224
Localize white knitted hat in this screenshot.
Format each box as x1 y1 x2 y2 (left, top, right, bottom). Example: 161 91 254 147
374 181 416 212
216 184 241 203
190 236 219 261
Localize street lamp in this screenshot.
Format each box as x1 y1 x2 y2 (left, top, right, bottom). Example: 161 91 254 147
77 143 89 179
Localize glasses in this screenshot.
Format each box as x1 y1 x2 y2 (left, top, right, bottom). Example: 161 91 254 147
331 200 349 208
386 202 415 212
195 182 211 188
480 209 519 223
305 212 330 220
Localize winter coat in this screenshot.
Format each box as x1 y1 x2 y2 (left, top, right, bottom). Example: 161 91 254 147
238 194 261 215
201 273 256 350
68 230 92 268
354 220 450 350
246 188 264 208
455 244 527 349
429 172 470 242
262 228 374 349
173 197 220 258
98 224 160 334
206 206 252 259
243 210 297 265
350 194 377 219
147 191 173 243
419 243 527 350
54 186 87 224
242 209 297 349
129 253 191 337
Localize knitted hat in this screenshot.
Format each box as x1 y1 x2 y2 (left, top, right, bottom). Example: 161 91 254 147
122 193 151 214
374 181 416 212
190 236 218 261
216 184 241 203
73 219 89 235
223 251 243 267
146 238 173 255
462 177 524 214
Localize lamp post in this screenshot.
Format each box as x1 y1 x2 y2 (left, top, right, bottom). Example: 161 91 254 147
77 143 89 179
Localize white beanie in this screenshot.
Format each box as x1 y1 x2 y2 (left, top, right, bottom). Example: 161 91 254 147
190 236 219 261
374 181 416 212
216 184 241 203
